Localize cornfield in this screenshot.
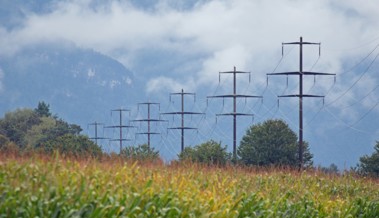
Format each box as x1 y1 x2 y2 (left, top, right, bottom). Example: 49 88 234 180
1 155 379 217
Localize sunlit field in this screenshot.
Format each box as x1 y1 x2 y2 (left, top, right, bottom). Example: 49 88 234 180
1 154 378 217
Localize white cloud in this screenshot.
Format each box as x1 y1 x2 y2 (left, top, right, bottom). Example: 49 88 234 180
146 76 194 93
1 0 379 113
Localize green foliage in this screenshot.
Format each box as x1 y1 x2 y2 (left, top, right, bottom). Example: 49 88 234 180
37 118 82 143
24 116 56 147
0 134 9 147
238 119 313 167
120 144 160 161
0 108 40 147
0 103 97 157
34 101 52 117
178 140 231 165
41 134 102 157
319 163 340 175
357 141 379 177
0 134 20 153
1 157 379 217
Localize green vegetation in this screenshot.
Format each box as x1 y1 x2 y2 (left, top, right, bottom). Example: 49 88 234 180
1 102 379 179
1 103 379 216
357 141 379 177
178 140 231 166
238 119 313 167
0 102 101 157
0 156 378 217
121 144 160 161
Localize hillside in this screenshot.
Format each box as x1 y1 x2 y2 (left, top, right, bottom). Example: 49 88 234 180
0 42 136 128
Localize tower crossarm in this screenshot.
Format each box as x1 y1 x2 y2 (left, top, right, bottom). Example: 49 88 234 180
136 132 161 135
161 112 204 115
268 71 335 76
105 125 135 128
110 139 132 142
278 94 324 98
168 127 197 130
208 94 263 99
131 119 167 122
216 113 254 117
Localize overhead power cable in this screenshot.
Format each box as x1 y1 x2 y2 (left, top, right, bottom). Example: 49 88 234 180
326 50 379 107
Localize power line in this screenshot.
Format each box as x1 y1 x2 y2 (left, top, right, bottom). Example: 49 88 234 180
349 101 379 128
326 50 379 107
341 85 379 110
324 107 372 135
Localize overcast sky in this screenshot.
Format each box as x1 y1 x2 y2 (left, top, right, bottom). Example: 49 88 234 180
1 0 379 168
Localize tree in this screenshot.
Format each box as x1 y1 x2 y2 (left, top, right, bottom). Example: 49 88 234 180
178 140 231 166
24 116 56 147
357 141 379 177
41 134 102 157
0 109 40 147
319 163 339 175
0 134 18 153
238 119 313 167
0 134 10 150
22 115 82 148
120 144 160 161
0 103 94 157
34 101 52 117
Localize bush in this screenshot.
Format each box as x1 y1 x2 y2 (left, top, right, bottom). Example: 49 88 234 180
178 140 231 166
39 134 102 158
120 144 160 161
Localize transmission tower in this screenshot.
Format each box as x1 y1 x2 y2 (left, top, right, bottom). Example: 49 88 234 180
161 89 205 152
105 109 134 154
207 67 263 161
132 102 166 148
88 121 108 148
267 36 335 169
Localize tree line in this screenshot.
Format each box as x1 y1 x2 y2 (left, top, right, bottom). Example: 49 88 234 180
0 102 378 177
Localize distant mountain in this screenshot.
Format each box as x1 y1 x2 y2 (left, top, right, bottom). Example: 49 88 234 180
0 0 155 153
0 42 137 130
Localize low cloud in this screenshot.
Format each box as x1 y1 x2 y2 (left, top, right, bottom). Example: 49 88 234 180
146 76 194 94
0 0 378 117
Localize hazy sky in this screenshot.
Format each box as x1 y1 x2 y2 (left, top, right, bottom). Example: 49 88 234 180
1 0 379 168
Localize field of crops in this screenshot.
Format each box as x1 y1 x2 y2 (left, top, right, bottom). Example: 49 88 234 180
1 155 379 217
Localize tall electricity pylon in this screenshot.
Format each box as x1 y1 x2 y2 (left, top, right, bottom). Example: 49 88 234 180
88 121 108 148
105 108 134 154
132 102 166 148
208 67 263 161
267 37 335 169
162 89 204 152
